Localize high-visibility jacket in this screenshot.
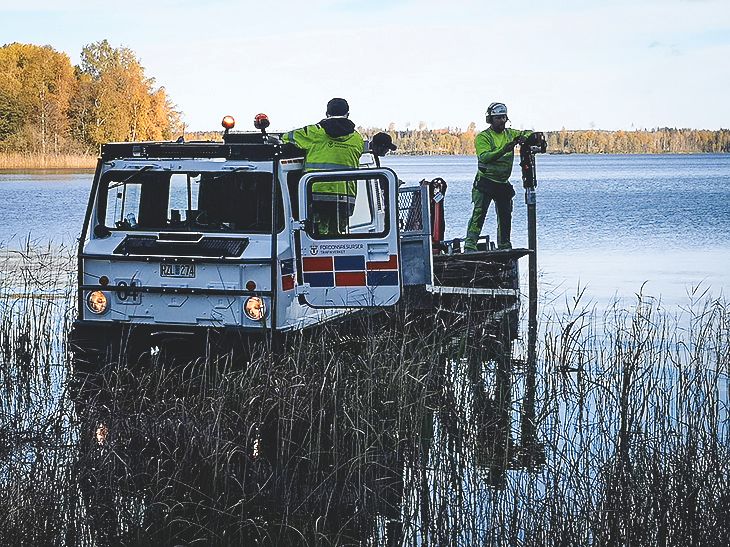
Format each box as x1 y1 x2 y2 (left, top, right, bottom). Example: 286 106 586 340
282 120 364 197
476 127 533 184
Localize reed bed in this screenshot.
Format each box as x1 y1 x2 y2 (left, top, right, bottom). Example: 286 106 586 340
0 153 96 170
0 244 77 545
0 248 728 546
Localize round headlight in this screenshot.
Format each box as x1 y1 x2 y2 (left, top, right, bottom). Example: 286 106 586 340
87 291 109 314
244 297 266 321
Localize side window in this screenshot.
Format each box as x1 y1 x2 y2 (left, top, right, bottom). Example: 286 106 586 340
348 179 375 229
305 174 388 238
105 181 142 228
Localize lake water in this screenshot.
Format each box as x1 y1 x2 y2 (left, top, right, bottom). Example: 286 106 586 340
1 154 728 306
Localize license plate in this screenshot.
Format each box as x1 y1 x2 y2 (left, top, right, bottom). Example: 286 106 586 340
160 263 196 278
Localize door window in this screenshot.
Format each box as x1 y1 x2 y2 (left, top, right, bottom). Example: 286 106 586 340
303 173 388 238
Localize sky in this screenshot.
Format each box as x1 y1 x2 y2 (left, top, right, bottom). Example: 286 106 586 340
1 0 728 132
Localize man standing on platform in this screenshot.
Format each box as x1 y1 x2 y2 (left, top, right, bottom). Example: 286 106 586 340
282 98 364 236
464 102 532 251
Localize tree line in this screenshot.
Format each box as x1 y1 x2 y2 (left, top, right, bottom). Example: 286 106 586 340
0 41 180 156
358 125 730 155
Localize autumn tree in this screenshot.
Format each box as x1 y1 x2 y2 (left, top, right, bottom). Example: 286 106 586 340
71 40 180 152
0 43 76 153
362 125 730 155
0 88 22 143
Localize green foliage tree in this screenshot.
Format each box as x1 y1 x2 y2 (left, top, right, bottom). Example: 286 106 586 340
0 88 23 143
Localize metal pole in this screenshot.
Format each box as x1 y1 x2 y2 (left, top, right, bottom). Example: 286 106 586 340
516 134 546 467
520 182 538 462
270 151 280 353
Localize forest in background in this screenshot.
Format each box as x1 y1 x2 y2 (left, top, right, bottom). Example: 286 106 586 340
1 41 728 168
356 124 730 155
0 41 180 159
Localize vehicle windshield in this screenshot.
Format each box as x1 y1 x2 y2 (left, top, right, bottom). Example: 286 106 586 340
97 170 284 233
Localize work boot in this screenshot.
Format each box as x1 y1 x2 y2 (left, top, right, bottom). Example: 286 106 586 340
464 247 479 254
497 242 512 250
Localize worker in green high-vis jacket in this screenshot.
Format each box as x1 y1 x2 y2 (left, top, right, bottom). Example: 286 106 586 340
282 98 364 236
464 102 532 251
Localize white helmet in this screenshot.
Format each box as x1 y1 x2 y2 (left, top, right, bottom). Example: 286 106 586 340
486 102 508 123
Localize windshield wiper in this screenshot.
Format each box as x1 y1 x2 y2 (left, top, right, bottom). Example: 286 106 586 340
108 165 156 189
207 166 254 182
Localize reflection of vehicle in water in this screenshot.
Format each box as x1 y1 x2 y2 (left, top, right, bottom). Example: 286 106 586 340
71 336 416 545
69 116 547 544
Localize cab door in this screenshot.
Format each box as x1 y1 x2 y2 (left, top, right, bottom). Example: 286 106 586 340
296 168 401 308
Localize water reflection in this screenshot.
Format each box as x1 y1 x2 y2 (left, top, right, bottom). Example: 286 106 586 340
70 342 404 545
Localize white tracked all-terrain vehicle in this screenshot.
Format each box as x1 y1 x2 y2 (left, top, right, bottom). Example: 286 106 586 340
70 116 542 366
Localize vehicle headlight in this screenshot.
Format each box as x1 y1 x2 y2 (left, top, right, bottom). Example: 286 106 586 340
244 297 266 321
86 291 109 314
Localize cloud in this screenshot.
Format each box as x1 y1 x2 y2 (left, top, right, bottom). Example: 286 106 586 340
648 41 683 56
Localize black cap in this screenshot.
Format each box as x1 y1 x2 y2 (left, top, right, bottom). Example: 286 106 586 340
326 98 349 117
372 132 397 152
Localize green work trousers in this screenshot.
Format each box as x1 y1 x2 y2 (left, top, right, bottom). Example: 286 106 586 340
311 193 355 236
465 180 514 250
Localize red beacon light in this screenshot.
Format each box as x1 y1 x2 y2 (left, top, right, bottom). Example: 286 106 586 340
221 115 235 132
254 113 270 134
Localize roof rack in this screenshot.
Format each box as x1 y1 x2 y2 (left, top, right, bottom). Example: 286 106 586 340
101 134 300 162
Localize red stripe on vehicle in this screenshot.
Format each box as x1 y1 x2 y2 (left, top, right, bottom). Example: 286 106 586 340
335 272 366 287
366 255 398 270
303 256 334 272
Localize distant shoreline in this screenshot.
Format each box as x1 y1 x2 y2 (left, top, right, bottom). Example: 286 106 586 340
390 150 729 156
1 149 728 171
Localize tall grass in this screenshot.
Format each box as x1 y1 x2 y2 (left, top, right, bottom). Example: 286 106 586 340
0 153 96 170
0 243 77 545
0 248 728 545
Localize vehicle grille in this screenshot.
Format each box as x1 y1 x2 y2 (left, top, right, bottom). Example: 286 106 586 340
114 236 249 257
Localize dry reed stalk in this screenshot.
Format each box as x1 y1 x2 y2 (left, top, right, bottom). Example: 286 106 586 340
0 153 96 170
